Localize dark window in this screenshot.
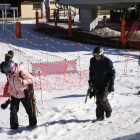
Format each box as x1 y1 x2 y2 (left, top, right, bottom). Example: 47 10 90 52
33 4 41 10
113 10 116 13
59 3 68 9
64 5 68 9
59 3 63 8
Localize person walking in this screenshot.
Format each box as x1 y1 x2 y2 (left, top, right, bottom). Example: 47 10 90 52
3 60 37 129
88 47 115 121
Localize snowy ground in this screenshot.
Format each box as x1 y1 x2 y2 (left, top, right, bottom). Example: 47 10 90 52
1 17 140 140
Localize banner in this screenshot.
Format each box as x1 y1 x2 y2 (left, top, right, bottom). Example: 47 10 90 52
32 60 77 76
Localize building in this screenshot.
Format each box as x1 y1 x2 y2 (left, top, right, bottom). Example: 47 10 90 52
0 0 79 19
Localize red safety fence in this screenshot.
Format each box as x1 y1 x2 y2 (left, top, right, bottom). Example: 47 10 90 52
34 70 89 91
32 59 77 76
1 27 140 105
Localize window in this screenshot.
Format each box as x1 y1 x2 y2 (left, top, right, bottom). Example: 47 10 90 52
113 10 116 13
33 4 41 10
59 3 68 9
64 5 68 9
117 9 121 13
59 3 63 9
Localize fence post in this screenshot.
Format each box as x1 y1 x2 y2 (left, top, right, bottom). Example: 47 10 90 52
55 21 57 33
103 16 107 28
78 43 81 83
121 16 126 45
69 15 72 38
16 22 21 38
39 71 43 104
47 37 49 62
36 10 39 31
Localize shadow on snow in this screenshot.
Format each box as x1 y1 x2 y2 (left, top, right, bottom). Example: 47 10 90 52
112 132 140 140
54 94 85 99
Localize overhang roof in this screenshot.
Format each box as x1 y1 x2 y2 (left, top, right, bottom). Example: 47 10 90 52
59 0 140 10
7 0 45 2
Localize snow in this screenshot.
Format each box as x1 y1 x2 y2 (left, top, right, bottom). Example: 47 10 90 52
0 17 140 140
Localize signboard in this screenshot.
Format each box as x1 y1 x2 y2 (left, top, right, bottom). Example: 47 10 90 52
0 4 11 10
32 60 77 76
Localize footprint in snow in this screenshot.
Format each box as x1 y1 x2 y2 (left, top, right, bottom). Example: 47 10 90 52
53 107 61 112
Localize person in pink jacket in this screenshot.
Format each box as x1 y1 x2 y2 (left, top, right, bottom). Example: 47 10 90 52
3 61 37 129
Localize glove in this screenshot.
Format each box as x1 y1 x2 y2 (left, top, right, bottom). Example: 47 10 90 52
89 92 95 99
108 86 114 93
87 87 95 99
1 99 11 110
108 81 114 93
88 79 95 86
88 84 98 99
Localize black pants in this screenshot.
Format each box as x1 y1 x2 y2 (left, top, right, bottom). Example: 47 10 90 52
95 86 112 118
10 96 37 128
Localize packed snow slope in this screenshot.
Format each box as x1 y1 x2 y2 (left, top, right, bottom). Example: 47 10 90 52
1 18 140 140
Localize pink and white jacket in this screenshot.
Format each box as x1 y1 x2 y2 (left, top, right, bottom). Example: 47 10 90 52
8 63 34 99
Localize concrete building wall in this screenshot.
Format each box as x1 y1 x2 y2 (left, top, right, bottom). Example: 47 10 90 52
21 2 46 18
81 9 98 31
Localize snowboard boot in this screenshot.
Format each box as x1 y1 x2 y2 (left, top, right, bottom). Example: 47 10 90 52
96 117 104 121
10 106 19 130
29 115 37 126
106 112 112 118
29 122 36 127
10 124 18 129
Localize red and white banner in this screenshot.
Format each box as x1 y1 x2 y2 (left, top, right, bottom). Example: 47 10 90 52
32 60 77 76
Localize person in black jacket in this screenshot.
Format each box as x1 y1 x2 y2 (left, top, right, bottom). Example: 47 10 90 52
89 47 115 121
